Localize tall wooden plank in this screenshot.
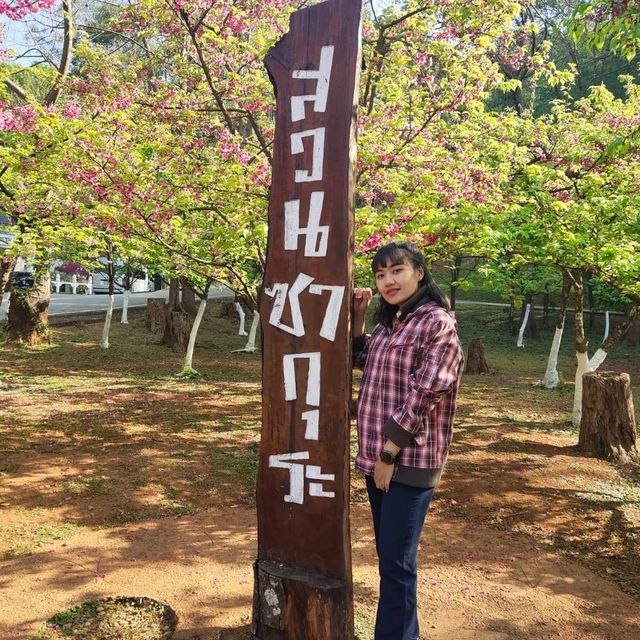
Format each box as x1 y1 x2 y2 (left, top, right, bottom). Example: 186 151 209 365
253 1 363 637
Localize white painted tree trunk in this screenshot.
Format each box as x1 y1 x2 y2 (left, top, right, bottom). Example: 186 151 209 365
121 289 130 324
235 302 248 336
603 311 610 342
538 326 564 388
450 309 456 320
571 350 591 427
0 295 7 322
516 303 531 348
589 347 608 372
100 294 115 349
180 297 207 375
233 310 260 353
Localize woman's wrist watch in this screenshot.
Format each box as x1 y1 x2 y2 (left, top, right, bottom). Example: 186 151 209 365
379 449 397 465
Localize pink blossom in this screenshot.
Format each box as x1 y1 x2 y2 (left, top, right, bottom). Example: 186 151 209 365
0 103 37 132
62 102 81 119
361 234 382 252
0 0 58 21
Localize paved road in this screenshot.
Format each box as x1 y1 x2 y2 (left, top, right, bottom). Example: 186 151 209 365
1 289 618 318
1 286 234 316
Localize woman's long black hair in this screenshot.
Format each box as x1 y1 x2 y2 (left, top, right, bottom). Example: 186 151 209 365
371 241 451 327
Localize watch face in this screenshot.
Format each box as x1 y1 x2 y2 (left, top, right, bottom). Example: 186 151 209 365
380 450 395 464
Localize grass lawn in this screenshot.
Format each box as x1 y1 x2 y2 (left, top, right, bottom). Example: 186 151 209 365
0 301 638 638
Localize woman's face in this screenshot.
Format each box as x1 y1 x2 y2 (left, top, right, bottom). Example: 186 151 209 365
374 259 424 306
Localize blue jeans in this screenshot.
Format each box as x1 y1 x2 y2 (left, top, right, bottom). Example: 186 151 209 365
366 474 434 640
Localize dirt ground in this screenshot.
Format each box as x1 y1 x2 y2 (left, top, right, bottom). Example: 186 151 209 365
1 501 639 640
1 310 639 639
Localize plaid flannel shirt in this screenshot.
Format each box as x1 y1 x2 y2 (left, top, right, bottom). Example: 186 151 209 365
353 300 464 487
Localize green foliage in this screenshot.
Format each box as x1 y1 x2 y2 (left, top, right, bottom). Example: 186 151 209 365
569 0 640 61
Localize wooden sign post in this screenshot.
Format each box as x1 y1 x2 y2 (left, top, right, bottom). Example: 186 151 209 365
253 1 362 638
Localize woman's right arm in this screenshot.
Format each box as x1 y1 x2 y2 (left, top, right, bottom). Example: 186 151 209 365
352 287 373 368
352 287 373 337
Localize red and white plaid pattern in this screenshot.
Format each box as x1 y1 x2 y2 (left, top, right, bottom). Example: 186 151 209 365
354 301 464 476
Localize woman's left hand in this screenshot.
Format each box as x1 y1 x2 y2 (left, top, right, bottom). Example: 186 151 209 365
374 460 394 492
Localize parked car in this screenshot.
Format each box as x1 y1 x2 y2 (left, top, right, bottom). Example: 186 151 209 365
9 271 35 290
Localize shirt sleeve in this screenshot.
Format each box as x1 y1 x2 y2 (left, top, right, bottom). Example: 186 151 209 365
383 316 463 447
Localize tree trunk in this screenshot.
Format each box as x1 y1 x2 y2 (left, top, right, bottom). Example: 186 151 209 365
465 338 489 375
572 270 589 427
100 294 114 349
146 298 166 333
521 293 537 339
579 372 637 463
449 255 461 313
6 271 51 345
538 270 572 389
180 278 198 317
542 291 550 331
100 251 116 349
171 311 193 354
588 303 640 372
509 295 516 335
180 297 207 375
629 317 640 348
121 289 130 324
586 277 595 329
235 301 248 336
233 310 260 353
162 278 182 347
0 256 13 320
516 302 531 348
0 255 16 296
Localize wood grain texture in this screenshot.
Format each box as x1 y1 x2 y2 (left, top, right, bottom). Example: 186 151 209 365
254 1 362 637
579 371 637 463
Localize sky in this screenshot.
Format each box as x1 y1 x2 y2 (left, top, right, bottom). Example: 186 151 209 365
4 17 28 55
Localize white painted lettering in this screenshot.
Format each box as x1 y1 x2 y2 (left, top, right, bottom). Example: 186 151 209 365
284 192 329 257
302 409 320 441
264 273 314 337
269 451 310 504
265 274 344 342
269 453 336 504
291 128 325 183
306 465 336 499
283 352 321 406
309 284 344 342
291 46 335 122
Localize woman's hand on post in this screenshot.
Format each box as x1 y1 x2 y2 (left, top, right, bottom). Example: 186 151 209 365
352 287 373 337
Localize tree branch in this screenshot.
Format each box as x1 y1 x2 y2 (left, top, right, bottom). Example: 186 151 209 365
3 78 28 101
44 0 75 106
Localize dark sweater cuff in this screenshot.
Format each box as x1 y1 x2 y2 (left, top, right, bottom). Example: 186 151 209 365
383 417 413 448
352 334 367 352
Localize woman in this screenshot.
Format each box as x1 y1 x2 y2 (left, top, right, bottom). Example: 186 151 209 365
353 241 464 640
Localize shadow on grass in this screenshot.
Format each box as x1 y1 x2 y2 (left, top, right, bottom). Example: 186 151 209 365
437 419 640 600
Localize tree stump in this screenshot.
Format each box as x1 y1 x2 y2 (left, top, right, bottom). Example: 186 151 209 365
146 298 166 333
579 372 637 463
465 338 489 375
171 311 193 354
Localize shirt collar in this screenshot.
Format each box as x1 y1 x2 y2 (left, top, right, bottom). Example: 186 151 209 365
396 285 432 323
